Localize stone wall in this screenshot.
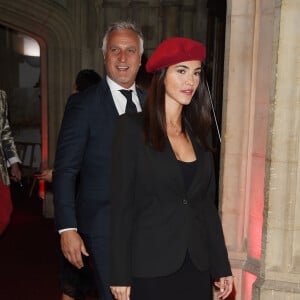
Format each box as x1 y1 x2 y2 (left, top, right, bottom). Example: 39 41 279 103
222 0 300 298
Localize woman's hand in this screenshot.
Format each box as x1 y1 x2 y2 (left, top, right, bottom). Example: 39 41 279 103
10 163 21 181
214 276 234 299
110 286 131 300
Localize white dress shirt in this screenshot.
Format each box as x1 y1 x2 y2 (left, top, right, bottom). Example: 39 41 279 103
106 76 142 115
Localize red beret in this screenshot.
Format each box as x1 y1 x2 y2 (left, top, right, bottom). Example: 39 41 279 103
146 37 206 73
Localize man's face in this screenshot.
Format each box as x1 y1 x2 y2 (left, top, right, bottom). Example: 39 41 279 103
104 29 142 88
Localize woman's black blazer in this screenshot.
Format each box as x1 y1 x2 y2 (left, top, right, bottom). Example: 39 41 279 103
110 113 231 285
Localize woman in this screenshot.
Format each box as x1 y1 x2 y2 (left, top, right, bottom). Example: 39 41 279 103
0 89 21 235
110 37 233 300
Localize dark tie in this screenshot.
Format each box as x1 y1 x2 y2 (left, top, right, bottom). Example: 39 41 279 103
119 89 137 113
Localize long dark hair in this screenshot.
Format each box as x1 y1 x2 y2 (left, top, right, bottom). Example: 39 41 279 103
143 66 212 151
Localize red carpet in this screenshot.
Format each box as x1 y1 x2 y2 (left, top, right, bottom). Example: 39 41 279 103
0 182 61 300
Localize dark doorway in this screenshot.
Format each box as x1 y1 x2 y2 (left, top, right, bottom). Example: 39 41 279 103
0 25 42 183
205 0 227 203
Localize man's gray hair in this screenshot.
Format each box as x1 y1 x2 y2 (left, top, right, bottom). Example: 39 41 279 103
102 21 144 55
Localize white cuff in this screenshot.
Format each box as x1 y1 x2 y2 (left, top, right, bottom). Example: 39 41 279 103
7 157 21 167
58 228 78 234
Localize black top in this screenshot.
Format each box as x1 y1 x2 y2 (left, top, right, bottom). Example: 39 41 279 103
178 160 197 192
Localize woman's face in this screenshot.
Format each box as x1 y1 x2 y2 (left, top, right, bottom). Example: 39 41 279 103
164 60 201 108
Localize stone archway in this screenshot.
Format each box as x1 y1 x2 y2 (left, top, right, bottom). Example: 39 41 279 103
221 0 277 298
221 0 300 299
0 0 80 215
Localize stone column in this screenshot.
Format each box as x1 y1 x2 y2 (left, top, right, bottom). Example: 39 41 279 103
253 0 300 297
160 0 181 37
180 0 196 39
222 0 300 298
129 0 161 55
194 0 207 42
220 0 257 298
220 0 278 298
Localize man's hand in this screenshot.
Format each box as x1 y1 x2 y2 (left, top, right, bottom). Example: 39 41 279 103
60 230 89 269
35 169 53 183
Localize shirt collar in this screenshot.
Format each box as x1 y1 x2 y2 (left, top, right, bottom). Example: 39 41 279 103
106 76 136 93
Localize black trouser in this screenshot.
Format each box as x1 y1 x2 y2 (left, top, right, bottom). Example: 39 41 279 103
131 253 212 300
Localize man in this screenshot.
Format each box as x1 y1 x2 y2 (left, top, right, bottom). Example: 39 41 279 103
53 21 145 300
37 69 102 300
0 90 21 235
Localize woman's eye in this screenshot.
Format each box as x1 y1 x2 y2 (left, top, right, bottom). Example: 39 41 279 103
194 71 201 76
177 69 186 74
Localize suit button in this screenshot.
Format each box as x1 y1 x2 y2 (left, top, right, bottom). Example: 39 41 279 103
183 199 188 205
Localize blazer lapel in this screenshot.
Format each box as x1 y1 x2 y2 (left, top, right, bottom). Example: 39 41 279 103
99 80 119 117
136 88 146 108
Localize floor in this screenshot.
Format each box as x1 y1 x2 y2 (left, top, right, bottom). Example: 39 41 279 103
1 173 102 300
0 180 61 300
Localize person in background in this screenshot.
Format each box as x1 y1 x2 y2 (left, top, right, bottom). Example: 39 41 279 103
52 21 145 300
36 69 101 300
110 37 233 300
0 90 21 235
135 53 153 92
74 69 102 94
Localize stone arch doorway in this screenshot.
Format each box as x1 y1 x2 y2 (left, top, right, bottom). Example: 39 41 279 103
0 1 79 214
0 24 48 188
205 0 227 204
0 25 44 200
